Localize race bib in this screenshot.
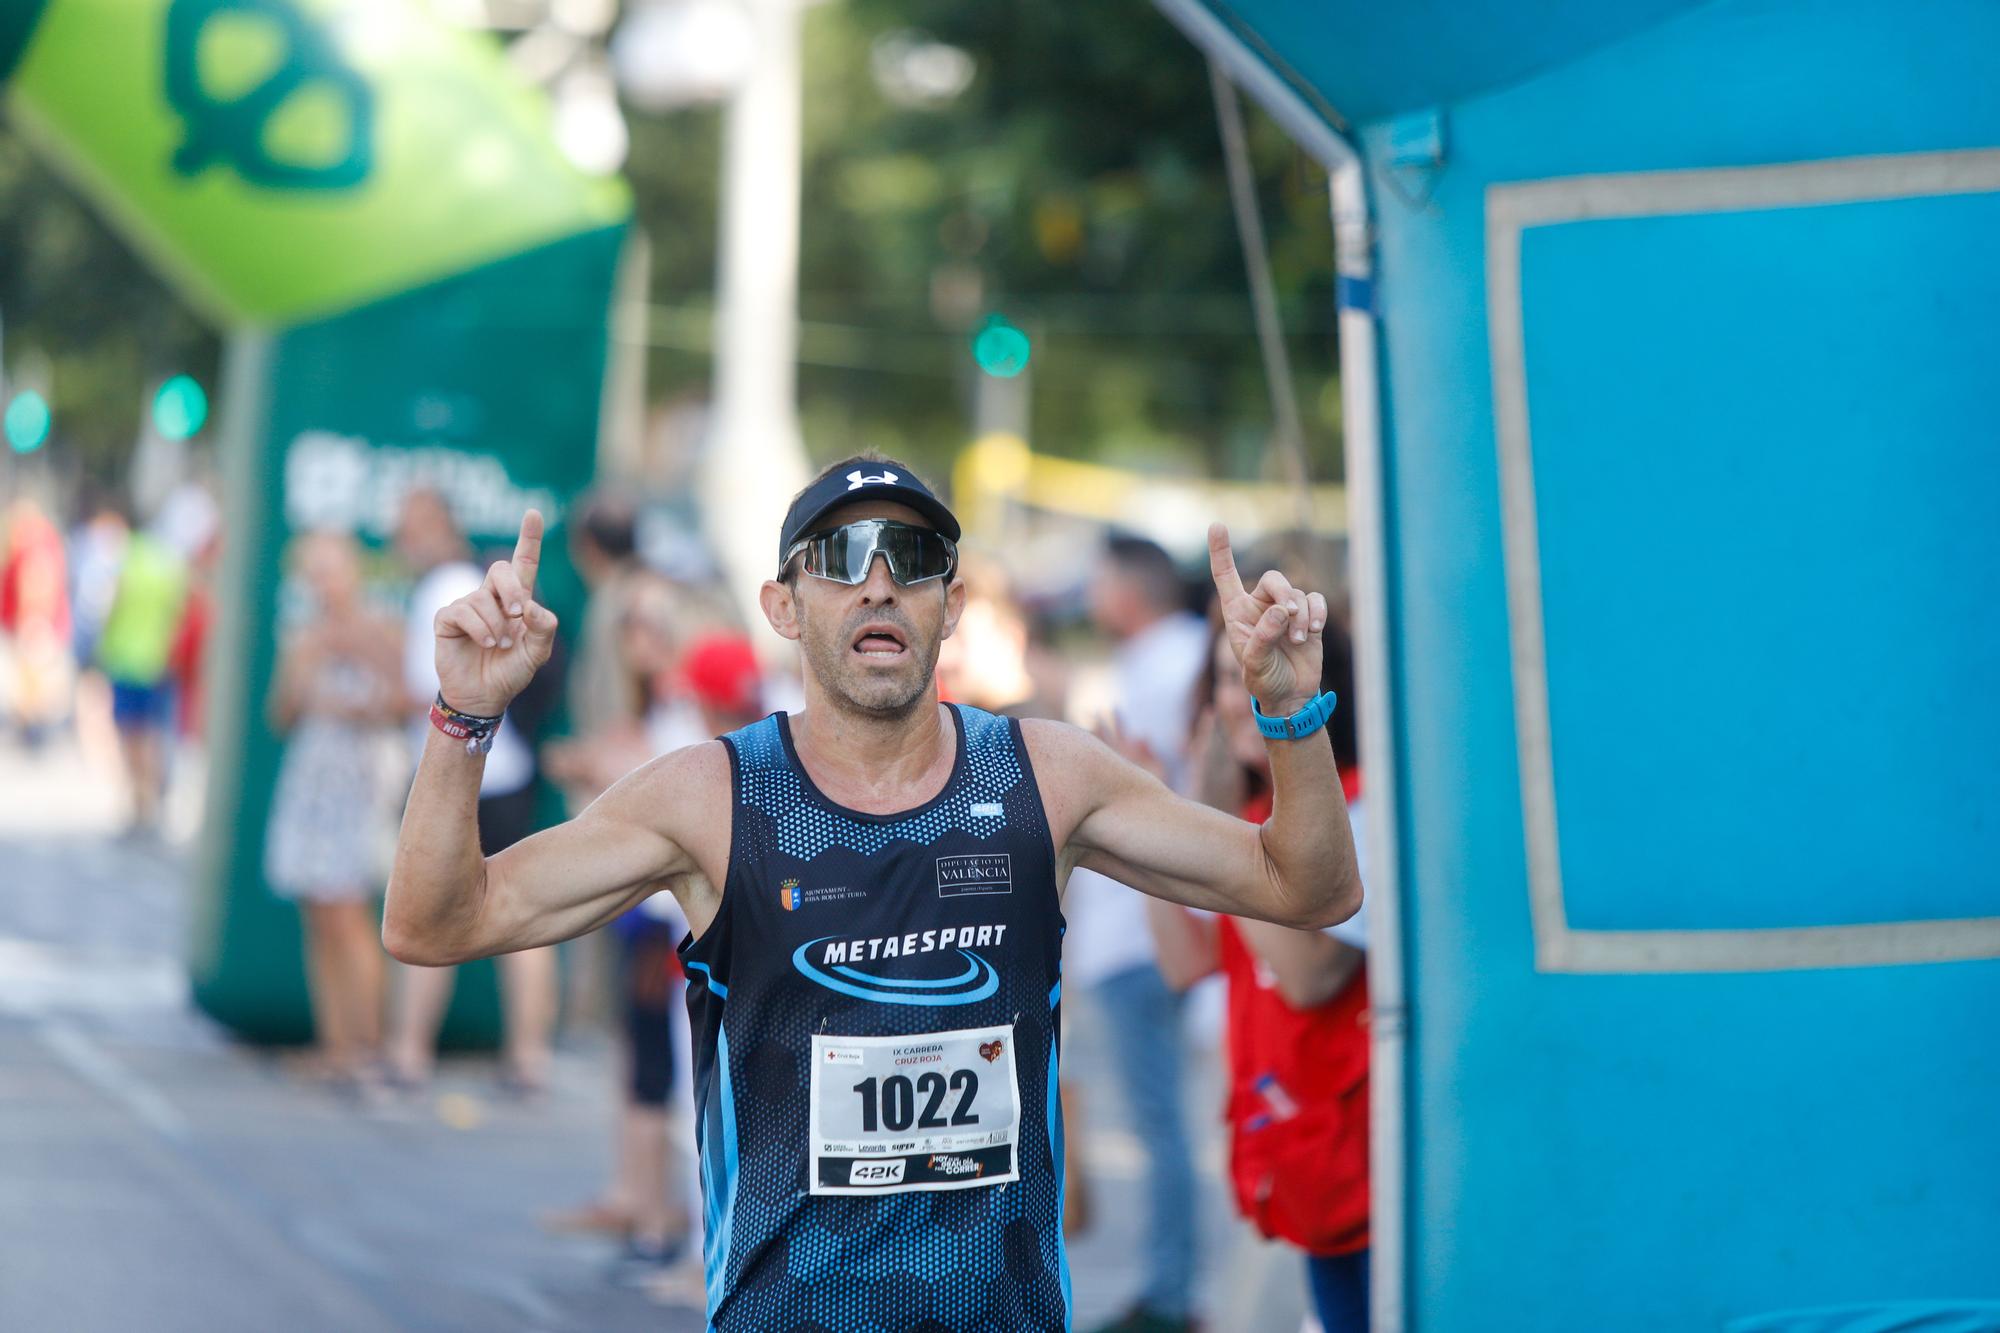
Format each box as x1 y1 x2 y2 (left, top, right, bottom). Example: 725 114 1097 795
808 1024 1022 1195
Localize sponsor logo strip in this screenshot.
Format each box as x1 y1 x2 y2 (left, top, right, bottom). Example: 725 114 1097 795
937 853 1012 898
822 1146 1015 1191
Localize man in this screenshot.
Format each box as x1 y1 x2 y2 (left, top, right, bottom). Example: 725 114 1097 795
1067 534 1213 1332
562 490 647 746
385 455 1358 1330
386 487 561 1093
95 507 191 837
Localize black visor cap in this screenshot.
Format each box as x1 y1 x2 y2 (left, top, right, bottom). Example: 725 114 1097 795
778 459 962 566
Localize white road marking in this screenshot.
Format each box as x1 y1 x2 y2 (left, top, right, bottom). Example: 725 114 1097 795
36 1019 189 1141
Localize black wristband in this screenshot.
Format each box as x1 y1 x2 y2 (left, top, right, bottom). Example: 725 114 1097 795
430 693 502 756
434 691 503 726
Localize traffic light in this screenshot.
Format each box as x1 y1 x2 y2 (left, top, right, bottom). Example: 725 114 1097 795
971 314 1031 379
4 390 50 453
153 374 208 440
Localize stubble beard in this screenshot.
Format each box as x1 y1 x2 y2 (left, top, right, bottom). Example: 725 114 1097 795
798 605 941 721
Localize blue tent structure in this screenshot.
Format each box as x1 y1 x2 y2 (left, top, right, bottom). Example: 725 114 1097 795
1154 2 2000 1329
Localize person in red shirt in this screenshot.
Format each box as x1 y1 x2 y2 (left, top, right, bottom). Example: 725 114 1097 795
1 497 73 747
1145 608 1370 1333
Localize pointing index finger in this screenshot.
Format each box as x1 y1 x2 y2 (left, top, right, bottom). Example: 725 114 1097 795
511 508 544 596
1207 522 1246 600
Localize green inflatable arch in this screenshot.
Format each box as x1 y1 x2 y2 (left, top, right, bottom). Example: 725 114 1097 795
2 0 632 1042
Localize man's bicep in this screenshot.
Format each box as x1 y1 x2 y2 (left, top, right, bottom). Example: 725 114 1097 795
482 802 680 950
482 743 724 951
1067 744 1265 914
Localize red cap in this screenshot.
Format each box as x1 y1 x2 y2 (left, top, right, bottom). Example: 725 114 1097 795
680 633 761 717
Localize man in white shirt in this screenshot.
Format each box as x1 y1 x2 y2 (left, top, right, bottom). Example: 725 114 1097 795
1069 534 1212 1333
386 487 559 1093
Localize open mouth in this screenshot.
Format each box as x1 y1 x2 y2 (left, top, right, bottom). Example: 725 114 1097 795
851 624 909 661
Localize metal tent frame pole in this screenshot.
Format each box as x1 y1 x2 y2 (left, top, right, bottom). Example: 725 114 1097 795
1149 3 1407 1328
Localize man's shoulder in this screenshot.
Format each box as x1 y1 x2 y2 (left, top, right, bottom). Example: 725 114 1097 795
1017 718 1165 859
595 738 734 836
1016 715 1088 760
639 736 734 787
573 738 733 889
1017 717 1120 793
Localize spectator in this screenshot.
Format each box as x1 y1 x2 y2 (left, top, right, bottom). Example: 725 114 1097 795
1 496 73 747
263 531 405 1096
937 552 1070 720
544 597 762 1287
541 572 729 800
615 627 762 1286
385 488 563 1095
66 490 127 681
64 491 129 767
1145 608 1370 1333
540 493 650 1043
1069 533 1211 1333
95 509 191 837
565 491 649 744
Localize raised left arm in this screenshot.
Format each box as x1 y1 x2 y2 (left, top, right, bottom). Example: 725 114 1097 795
1028 522 1362 930
1025 719 1360 929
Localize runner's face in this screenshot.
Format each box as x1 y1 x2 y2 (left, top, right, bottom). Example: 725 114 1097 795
782 499 964 718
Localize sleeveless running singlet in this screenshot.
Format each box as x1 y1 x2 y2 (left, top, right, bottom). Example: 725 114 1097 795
680 704 1072 1332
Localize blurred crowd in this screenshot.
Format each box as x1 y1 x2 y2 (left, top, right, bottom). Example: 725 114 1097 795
1 483 221 839
0 478 1370 1333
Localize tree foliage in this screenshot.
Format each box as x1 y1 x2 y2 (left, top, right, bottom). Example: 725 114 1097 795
628 0 1343 482
1 0 1339 489
0 130 219 479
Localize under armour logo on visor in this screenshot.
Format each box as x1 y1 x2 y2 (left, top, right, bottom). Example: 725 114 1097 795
847 470 899 490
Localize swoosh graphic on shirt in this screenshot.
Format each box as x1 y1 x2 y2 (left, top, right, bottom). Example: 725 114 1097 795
791 939 999 1007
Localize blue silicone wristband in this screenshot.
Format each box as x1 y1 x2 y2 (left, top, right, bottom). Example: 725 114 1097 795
1251 690 1338 742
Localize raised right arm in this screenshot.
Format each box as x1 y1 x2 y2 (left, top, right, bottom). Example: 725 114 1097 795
380 507 728 966
382 735 728 966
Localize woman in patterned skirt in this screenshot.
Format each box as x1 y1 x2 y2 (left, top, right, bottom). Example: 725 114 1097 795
264 531 405 1094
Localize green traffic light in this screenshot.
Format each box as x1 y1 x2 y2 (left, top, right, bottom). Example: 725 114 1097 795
971 315 1031 379
153 374 208 440
5 390 51 453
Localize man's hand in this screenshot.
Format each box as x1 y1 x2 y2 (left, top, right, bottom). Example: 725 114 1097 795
1207 522 1326 715
434 509 560 717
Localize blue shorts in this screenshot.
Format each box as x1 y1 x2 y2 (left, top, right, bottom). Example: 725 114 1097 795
110 679 175 731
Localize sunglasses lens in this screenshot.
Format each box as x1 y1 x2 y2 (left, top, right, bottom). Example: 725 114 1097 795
876 524 953 582
824 525 879 584
797 522 954 585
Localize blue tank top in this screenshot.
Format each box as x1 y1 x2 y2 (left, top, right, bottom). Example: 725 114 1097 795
680 704 1072 1332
